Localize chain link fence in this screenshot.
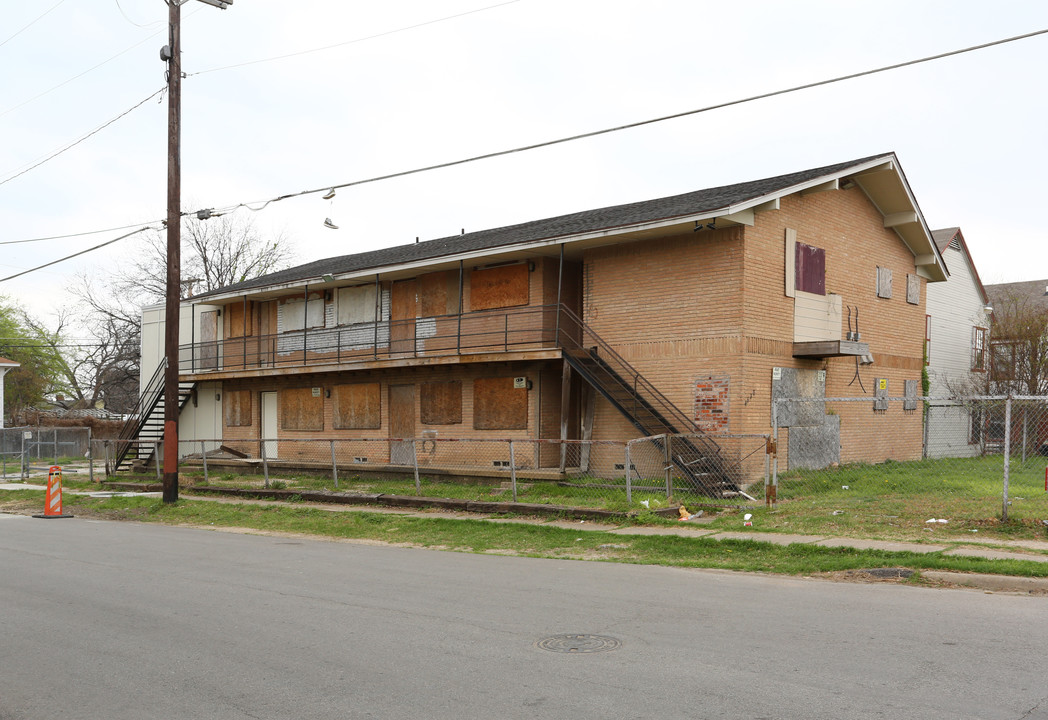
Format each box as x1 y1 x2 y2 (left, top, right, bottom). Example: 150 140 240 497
0 426 93 481
95 433 769 511
773 396 1048 522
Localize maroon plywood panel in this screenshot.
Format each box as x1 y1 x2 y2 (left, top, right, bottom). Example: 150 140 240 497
333 382 381 429
420 380 462 425
224 390 252 427
473 376 528 430
469 264 529 310
795 242 825 295
279 387 324 431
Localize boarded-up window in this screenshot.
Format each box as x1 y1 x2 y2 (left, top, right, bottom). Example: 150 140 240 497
228 301 251 338
906 273 920 305
421 381 462 425
876 267 893 299
795 243 825 295
280 387 324 431
333 383 381 429
281 295 325 332
419 271 456 317
224 390 252 427
336 285 377 326
473 377 528 430
200 310 218 370
470 264 529 310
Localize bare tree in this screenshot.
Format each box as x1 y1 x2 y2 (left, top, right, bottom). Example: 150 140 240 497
62 214 294 411
114 215 295 302
986 285 1048 396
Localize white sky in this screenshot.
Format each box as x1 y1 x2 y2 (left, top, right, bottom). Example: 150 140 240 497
2 0 1046 325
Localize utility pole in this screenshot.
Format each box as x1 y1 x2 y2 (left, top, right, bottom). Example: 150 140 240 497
162 0 232 504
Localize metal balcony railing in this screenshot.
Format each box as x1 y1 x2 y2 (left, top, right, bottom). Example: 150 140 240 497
178 304 561 374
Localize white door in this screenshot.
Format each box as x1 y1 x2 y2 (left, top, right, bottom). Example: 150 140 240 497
261 391 278 459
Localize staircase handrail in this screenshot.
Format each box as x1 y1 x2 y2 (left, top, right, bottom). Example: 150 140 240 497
556 306 695 432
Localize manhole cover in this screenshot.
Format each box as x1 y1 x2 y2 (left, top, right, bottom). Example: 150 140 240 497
537 634 621 654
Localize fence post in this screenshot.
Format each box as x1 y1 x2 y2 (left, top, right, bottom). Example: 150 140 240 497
772 400 780 506
154 442 161 481
510 440 517 503
663 435 672 499
261 440 270 488
1003 396 1012 521
330 439 339 488
625 441 632 504
88 427 94 484
53 429 58 466
411 439 420 495
200 441 209 484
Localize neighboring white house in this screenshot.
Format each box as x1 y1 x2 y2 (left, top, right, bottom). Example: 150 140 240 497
924 228 991 457
0 356 20 428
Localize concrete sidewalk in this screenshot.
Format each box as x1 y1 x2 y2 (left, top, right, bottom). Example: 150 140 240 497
4 481 1047 594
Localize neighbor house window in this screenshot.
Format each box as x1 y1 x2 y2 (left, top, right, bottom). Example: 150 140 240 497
971 326 987 371
924 315 931 365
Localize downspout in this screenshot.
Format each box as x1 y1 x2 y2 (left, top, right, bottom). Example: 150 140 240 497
457 260 464 354
374 274 380 359
302 283 308 365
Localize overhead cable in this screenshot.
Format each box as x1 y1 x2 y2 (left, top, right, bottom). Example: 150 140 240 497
0 227 156 284
209 26 1048 213
4 25 1047 261
187 0 521 76
0 0 69 50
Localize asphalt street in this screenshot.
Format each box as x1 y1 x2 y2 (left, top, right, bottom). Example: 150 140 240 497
2 513 1046 720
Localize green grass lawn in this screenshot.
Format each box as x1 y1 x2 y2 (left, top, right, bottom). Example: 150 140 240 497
3 488 1046 582
72 450 1048 543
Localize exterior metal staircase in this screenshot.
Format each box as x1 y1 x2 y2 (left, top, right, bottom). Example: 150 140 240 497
112 360 194 473
556 307 736 497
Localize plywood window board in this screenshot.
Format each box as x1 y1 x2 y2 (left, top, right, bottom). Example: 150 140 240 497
336 285 377 325
418 271 456 318
224 390 252 427
473 376 528 430
420 380 462 425
469 264 529 311
227 301 252 338
280 387 324 431
333 382 381 429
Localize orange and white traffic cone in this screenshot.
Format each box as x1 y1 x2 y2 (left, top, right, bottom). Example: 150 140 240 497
34 465 73 519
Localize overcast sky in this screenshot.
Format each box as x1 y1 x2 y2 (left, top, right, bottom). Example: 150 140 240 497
2 0 1046 326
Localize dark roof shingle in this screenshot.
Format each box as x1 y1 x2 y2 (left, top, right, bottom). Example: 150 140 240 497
195 153 892 300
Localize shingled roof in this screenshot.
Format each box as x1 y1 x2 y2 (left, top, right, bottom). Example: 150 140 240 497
194 153 900 300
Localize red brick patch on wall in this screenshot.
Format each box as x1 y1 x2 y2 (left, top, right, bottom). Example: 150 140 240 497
694 375 730 432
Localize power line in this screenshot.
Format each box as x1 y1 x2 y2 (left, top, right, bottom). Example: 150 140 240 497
187 0 521 76
0 0 68 50
0 227 156 284
0 32 162 120
0 221 162 246
4 25 1047 268
212 25 1048 213
0 88 166 189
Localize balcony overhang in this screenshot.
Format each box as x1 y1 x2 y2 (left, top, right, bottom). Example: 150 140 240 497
180 348 564 382
792 340 870 359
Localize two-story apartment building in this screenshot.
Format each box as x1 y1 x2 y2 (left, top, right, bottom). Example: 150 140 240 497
133 152 946 486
